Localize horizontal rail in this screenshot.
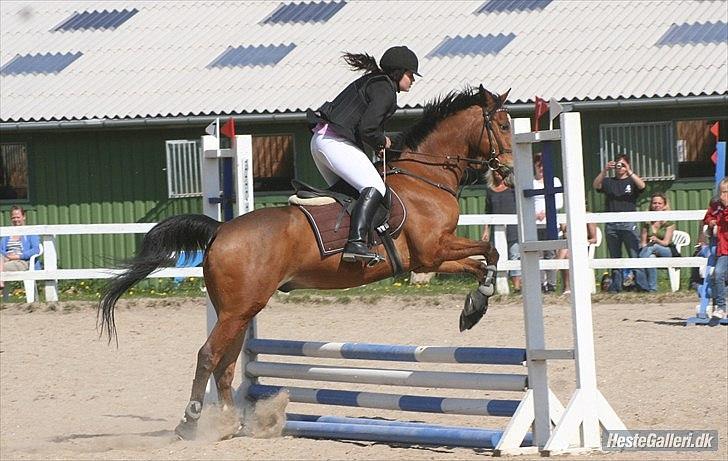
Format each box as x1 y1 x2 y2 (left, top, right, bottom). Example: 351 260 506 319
283 414 534 449
247 361 528 392
248 384 520 417
246 339 527 365
1 267 202 282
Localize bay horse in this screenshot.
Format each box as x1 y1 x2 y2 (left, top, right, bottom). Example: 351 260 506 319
98 85 513 440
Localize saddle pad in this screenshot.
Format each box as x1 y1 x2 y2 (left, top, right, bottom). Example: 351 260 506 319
296 190 406 257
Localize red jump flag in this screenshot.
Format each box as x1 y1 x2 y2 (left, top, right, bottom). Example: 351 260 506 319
533 96 548 131
710 122 719 164
221 117 236 140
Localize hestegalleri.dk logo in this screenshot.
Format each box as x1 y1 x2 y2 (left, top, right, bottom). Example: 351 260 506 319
604 430 718 451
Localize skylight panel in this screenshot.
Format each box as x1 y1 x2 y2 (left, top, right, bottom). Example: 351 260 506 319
53 9 138 31
656 21 728 46
263 1 345 24
427 34 516 58
476 0 552 14
208 44 296 68
0 52 82 76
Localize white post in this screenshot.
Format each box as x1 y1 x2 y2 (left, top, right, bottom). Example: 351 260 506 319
200 133 255 402
542 112 626 455
497 113 624 456
42 235 58 302
512 117 552 449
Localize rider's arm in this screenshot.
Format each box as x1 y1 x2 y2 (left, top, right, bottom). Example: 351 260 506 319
359 80 396 151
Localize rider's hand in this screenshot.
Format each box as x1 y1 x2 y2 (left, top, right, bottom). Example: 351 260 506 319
385 136 392 148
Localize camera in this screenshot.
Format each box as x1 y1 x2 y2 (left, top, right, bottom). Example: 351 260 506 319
615 162 624 168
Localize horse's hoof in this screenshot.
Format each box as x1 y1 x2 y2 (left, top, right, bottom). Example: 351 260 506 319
174 418 198 441
459 289 488 332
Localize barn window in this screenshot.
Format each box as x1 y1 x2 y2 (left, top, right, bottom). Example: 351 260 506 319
600 120 727 181
165 140 202 198
600 122 675 181
0 143 29 201
252 134 295 192
165 134 295 198
675 119 726 179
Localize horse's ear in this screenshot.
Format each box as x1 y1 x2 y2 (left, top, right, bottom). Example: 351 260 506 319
479 84 495 107
500 88 511 105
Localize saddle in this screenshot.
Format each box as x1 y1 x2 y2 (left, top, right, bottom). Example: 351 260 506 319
290 180 406 274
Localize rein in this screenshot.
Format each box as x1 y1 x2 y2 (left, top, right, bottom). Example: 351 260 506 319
382 166 458 197
384 104 513 194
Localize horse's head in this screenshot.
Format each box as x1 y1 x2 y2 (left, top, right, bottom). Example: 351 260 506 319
474 85 514 187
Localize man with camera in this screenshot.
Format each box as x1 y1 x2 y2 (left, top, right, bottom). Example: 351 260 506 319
593 154 646 292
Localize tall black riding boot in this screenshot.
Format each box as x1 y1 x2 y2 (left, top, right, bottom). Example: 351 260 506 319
342 187 384 263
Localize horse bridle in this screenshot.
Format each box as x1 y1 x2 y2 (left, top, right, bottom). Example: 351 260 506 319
385 102 514 195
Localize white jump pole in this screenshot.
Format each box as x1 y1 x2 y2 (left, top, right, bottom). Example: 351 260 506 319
201 132 254 401
506 112 626 455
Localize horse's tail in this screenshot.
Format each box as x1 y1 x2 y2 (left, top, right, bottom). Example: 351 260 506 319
98 214 221 343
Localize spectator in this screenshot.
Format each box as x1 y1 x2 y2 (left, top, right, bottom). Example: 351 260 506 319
557 222 599 296
533 153 563 293
1 205 41 291
482 169 521 292
705 178 728 325
592 154 646 292
633 192 676 292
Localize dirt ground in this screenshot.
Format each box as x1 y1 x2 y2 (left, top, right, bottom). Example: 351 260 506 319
1 293 726 461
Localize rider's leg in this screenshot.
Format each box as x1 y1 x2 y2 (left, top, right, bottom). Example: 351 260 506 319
310 131 387 262
342 187 384 262
310 132 386 195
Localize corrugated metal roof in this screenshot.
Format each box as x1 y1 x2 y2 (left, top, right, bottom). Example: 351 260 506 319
0 0 726 122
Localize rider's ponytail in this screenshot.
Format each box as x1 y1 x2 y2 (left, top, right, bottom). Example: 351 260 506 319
342 52 380 74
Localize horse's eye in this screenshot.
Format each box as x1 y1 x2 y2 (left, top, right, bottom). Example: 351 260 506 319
500 123 510 131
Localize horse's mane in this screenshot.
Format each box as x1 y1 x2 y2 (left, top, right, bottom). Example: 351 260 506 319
403 86 484 150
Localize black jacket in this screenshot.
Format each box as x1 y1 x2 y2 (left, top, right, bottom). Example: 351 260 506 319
308 72 398 151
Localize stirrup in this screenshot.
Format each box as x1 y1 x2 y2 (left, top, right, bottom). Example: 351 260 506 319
342 242 386 266
342 251 386 266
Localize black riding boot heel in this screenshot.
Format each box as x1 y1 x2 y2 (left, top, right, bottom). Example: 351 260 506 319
342 187 384 264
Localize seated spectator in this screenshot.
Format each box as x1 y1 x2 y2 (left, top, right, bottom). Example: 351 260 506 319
634 193 675 292
1 205 41 291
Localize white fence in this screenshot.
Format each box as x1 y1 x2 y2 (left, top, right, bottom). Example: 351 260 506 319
1 210 707 301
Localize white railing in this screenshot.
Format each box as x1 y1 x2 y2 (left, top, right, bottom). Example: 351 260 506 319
1 210 707 301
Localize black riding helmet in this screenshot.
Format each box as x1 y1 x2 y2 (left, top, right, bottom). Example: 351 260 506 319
380 46 422 77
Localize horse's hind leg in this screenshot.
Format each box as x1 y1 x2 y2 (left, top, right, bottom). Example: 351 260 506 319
174 309 261 440
211 330 247 437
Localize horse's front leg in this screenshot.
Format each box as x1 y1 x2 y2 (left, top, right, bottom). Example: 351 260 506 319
430 235 500 331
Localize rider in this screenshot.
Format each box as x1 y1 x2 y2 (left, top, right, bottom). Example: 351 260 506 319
307 46 421 263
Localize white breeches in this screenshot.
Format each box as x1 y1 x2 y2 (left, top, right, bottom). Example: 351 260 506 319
310 131 386 196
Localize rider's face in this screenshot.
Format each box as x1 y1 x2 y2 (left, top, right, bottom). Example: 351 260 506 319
399 71 415 92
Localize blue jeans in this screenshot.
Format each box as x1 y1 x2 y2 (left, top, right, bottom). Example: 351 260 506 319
605 222 640 292
713 255 727 312
634 244 672 291
508 241 521 278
